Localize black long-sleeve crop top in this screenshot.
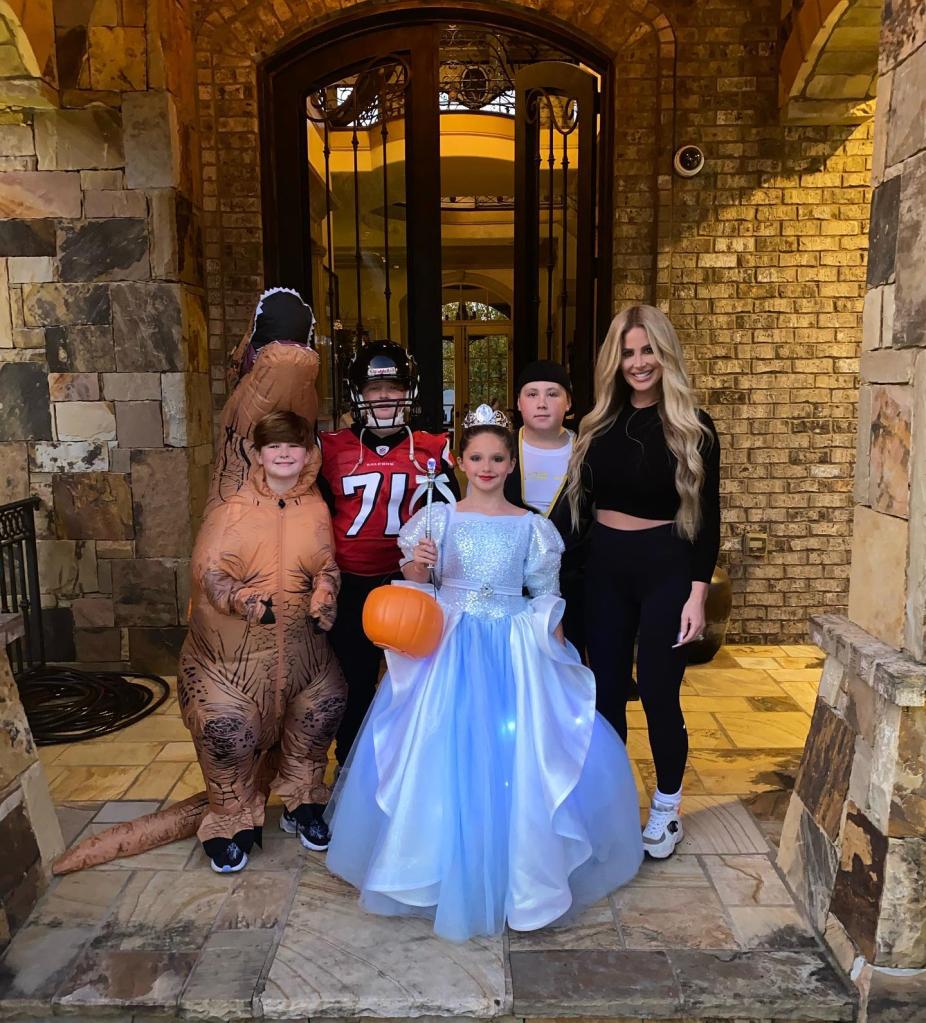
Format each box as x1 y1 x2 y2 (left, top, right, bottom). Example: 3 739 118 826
583 403 720 582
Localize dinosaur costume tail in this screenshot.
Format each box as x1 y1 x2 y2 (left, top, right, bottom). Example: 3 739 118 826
51 792 210 875
52 751 284 874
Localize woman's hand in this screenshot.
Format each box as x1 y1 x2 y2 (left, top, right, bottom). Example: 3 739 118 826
675 583 708 646
553 622 566 646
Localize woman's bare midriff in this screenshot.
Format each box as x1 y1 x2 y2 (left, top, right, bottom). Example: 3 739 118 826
596 509 673 531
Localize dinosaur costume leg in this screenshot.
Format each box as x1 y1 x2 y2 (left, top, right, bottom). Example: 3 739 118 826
182 685 268 842
273 643 347 808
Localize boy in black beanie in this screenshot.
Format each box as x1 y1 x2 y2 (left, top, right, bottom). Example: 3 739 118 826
505 360 590 655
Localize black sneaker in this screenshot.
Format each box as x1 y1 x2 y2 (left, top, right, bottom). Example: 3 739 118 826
280 803 331 851
203 832 252 874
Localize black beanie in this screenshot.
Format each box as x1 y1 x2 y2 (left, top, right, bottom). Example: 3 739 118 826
515 359 572 397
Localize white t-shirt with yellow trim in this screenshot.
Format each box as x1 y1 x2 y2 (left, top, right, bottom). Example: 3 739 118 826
520 431 573 515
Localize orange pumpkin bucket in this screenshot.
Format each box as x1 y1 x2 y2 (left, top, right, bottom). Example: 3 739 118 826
362 584 444 659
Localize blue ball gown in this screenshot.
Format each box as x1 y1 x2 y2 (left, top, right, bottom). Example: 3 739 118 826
325 504 643 941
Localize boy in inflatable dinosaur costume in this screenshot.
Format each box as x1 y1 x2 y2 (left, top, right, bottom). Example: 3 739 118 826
53 289 345 875
208 287 323 513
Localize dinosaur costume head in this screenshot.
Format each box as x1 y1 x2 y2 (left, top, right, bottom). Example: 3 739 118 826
239 288 317 377
209 288 322 512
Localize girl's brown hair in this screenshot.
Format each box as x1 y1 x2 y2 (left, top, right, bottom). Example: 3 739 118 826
253 411 313 450
459 424 516 458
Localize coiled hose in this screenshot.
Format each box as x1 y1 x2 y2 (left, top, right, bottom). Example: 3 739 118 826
17 666 171 746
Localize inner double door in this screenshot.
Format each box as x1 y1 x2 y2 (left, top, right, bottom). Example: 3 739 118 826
442 323 513 449
261 15 607 428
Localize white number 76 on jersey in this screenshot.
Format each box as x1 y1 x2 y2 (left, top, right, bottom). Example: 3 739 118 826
343 472 409 537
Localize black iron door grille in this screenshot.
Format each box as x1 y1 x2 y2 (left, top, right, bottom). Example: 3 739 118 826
0 497 45 678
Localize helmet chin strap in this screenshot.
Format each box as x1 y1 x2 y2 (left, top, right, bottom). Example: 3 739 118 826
364 407 406 429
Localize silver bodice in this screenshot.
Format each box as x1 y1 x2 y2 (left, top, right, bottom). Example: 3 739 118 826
398 505 563 619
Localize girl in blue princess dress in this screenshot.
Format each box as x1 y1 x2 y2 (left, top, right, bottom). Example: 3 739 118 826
325 405 643 941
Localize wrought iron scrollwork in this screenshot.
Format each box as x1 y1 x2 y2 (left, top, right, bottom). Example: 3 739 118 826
307 56 410 130
306 54 411 389
522 87 582 354
525 89 580 135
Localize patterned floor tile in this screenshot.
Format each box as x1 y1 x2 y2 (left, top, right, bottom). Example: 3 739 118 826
614 885 739 950
726 905 818 950
768 668 825 684
153 740 197 762
676 796 770 854
714 711 812 749
122 762 187 800
508 899 621 951
510 948 682 1017
668 949 854 1020
684 669 785 697
93 800 162 823
50 767 143 802
54 949 197 1011
262 872 507 1018
91 869 231 950
52 743 166 767
701 853 793 906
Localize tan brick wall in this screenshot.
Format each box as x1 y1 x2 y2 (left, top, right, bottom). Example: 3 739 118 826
661 0 872 641
191 0 873 646
0 0 874 655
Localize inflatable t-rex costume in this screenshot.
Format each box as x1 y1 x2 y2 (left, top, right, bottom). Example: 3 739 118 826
55 289 345 874
181 453 345 852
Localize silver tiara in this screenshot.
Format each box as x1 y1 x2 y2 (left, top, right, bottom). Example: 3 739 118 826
462 403 510 430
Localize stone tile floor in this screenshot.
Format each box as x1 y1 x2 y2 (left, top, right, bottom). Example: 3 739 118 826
0 644 858 1022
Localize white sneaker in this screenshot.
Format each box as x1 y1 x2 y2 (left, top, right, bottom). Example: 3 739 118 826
642 800 683 859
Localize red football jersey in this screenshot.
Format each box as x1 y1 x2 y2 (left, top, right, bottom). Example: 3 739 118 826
319 429 454 576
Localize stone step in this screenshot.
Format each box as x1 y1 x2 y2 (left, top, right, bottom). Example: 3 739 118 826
0 798 857 1023
0 944 857 1022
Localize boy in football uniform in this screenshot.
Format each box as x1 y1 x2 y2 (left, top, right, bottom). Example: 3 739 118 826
319 341 459 766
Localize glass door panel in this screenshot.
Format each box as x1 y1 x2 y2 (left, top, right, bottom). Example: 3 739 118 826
306 59 410 429
465 331 511 422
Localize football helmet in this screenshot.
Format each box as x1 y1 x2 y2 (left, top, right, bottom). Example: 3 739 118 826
347 341 419 428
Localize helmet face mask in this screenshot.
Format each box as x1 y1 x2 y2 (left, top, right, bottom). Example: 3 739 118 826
347 342 420 429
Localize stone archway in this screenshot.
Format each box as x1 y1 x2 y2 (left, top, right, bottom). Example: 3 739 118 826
779 0 881 124
191 0 677 408
0 0 56 106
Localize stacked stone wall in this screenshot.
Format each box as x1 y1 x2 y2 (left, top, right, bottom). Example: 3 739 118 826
0 0 210 671
778 2 926 1013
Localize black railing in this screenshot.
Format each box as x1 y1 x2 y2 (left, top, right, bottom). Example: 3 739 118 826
0 497 45 677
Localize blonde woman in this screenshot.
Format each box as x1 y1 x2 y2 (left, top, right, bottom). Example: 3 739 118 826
566 305 720 859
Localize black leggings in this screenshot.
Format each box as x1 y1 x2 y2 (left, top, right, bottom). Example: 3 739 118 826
585 522 691 795
328 570 399 765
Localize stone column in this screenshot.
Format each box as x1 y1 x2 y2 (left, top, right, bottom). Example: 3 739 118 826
777 2 926 1019
0 0 210 671
0 613 63 951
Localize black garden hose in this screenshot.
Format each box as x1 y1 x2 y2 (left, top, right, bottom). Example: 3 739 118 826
17 665 171 746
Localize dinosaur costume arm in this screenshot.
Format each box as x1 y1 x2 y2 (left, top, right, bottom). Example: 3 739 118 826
194 505 270 619
307 506 340 631
202 571 271 622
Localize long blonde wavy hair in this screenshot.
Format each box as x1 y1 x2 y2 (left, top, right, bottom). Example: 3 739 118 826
567 305 712 541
